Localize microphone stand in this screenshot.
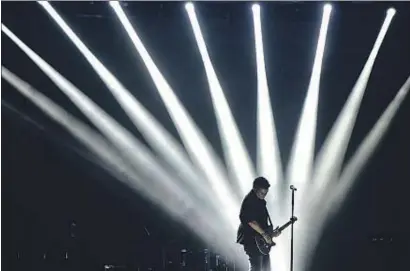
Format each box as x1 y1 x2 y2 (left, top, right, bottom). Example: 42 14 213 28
290 185 297 271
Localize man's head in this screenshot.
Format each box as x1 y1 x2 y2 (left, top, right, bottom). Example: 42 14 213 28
252 176 270 200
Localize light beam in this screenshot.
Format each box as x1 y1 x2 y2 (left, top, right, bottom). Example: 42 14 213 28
252 3 283 201
287 4 332 192
186 2 256 197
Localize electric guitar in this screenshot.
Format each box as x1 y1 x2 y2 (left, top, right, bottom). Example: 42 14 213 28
255 216 298 255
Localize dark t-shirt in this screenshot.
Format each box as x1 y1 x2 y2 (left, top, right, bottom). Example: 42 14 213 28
237 190 269 245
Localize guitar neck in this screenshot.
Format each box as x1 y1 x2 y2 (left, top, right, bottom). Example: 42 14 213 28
278 220 293 232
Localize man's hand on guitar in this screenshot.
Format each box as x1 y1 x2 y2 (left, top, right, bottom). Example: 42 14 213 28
262 232 273 244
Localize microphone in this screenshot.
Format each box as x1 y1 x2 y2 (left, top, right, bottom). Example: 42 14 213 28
290 185 297 191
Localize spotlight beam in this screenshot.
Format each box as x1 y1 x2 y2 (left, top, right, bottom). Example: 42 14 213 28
309 9 396 201
37 1 218 210
1 24 199 216
109 1 239 228
286 3 332 201
186 2 256 197
252 5 288 271
252 3 283 202
280 5 332 271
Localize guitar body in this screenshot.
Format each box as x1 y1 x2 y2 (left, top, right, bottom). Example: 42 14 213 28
255 226 277 255
254 217 298 255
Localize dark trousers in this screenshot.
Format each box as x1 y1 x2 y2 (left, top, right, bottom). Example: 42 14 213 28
244 244 271 271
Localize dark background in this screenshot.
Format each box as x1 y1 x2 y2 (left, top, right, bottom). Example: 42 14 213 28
2 1 410 270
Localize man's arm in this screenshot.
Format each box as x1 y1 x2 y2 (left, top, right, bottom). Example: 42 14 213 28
239 198 268 236
248 221 272 244
248 221 266 236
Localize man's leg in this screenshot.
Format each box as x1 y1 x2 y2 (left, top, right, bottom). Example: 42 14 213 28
244 245 264 271
261 254 271 271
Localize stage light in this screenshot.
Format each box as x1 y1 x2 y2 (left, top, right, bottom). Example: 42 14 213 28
185 2 194 12
387 8 396 16
252 4 260 13
324 4 332 13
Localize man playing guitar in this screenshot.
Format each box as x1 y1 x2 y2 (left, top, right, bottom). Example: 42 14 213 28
237 177 297 270
236 177 277 270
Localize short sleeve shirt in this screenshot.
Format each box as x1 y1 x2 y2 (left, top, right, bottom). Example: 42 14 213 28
238 190 269 244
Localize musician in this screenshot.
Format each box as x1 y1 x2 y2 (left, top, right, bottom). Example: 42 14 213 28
237 177 279 271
